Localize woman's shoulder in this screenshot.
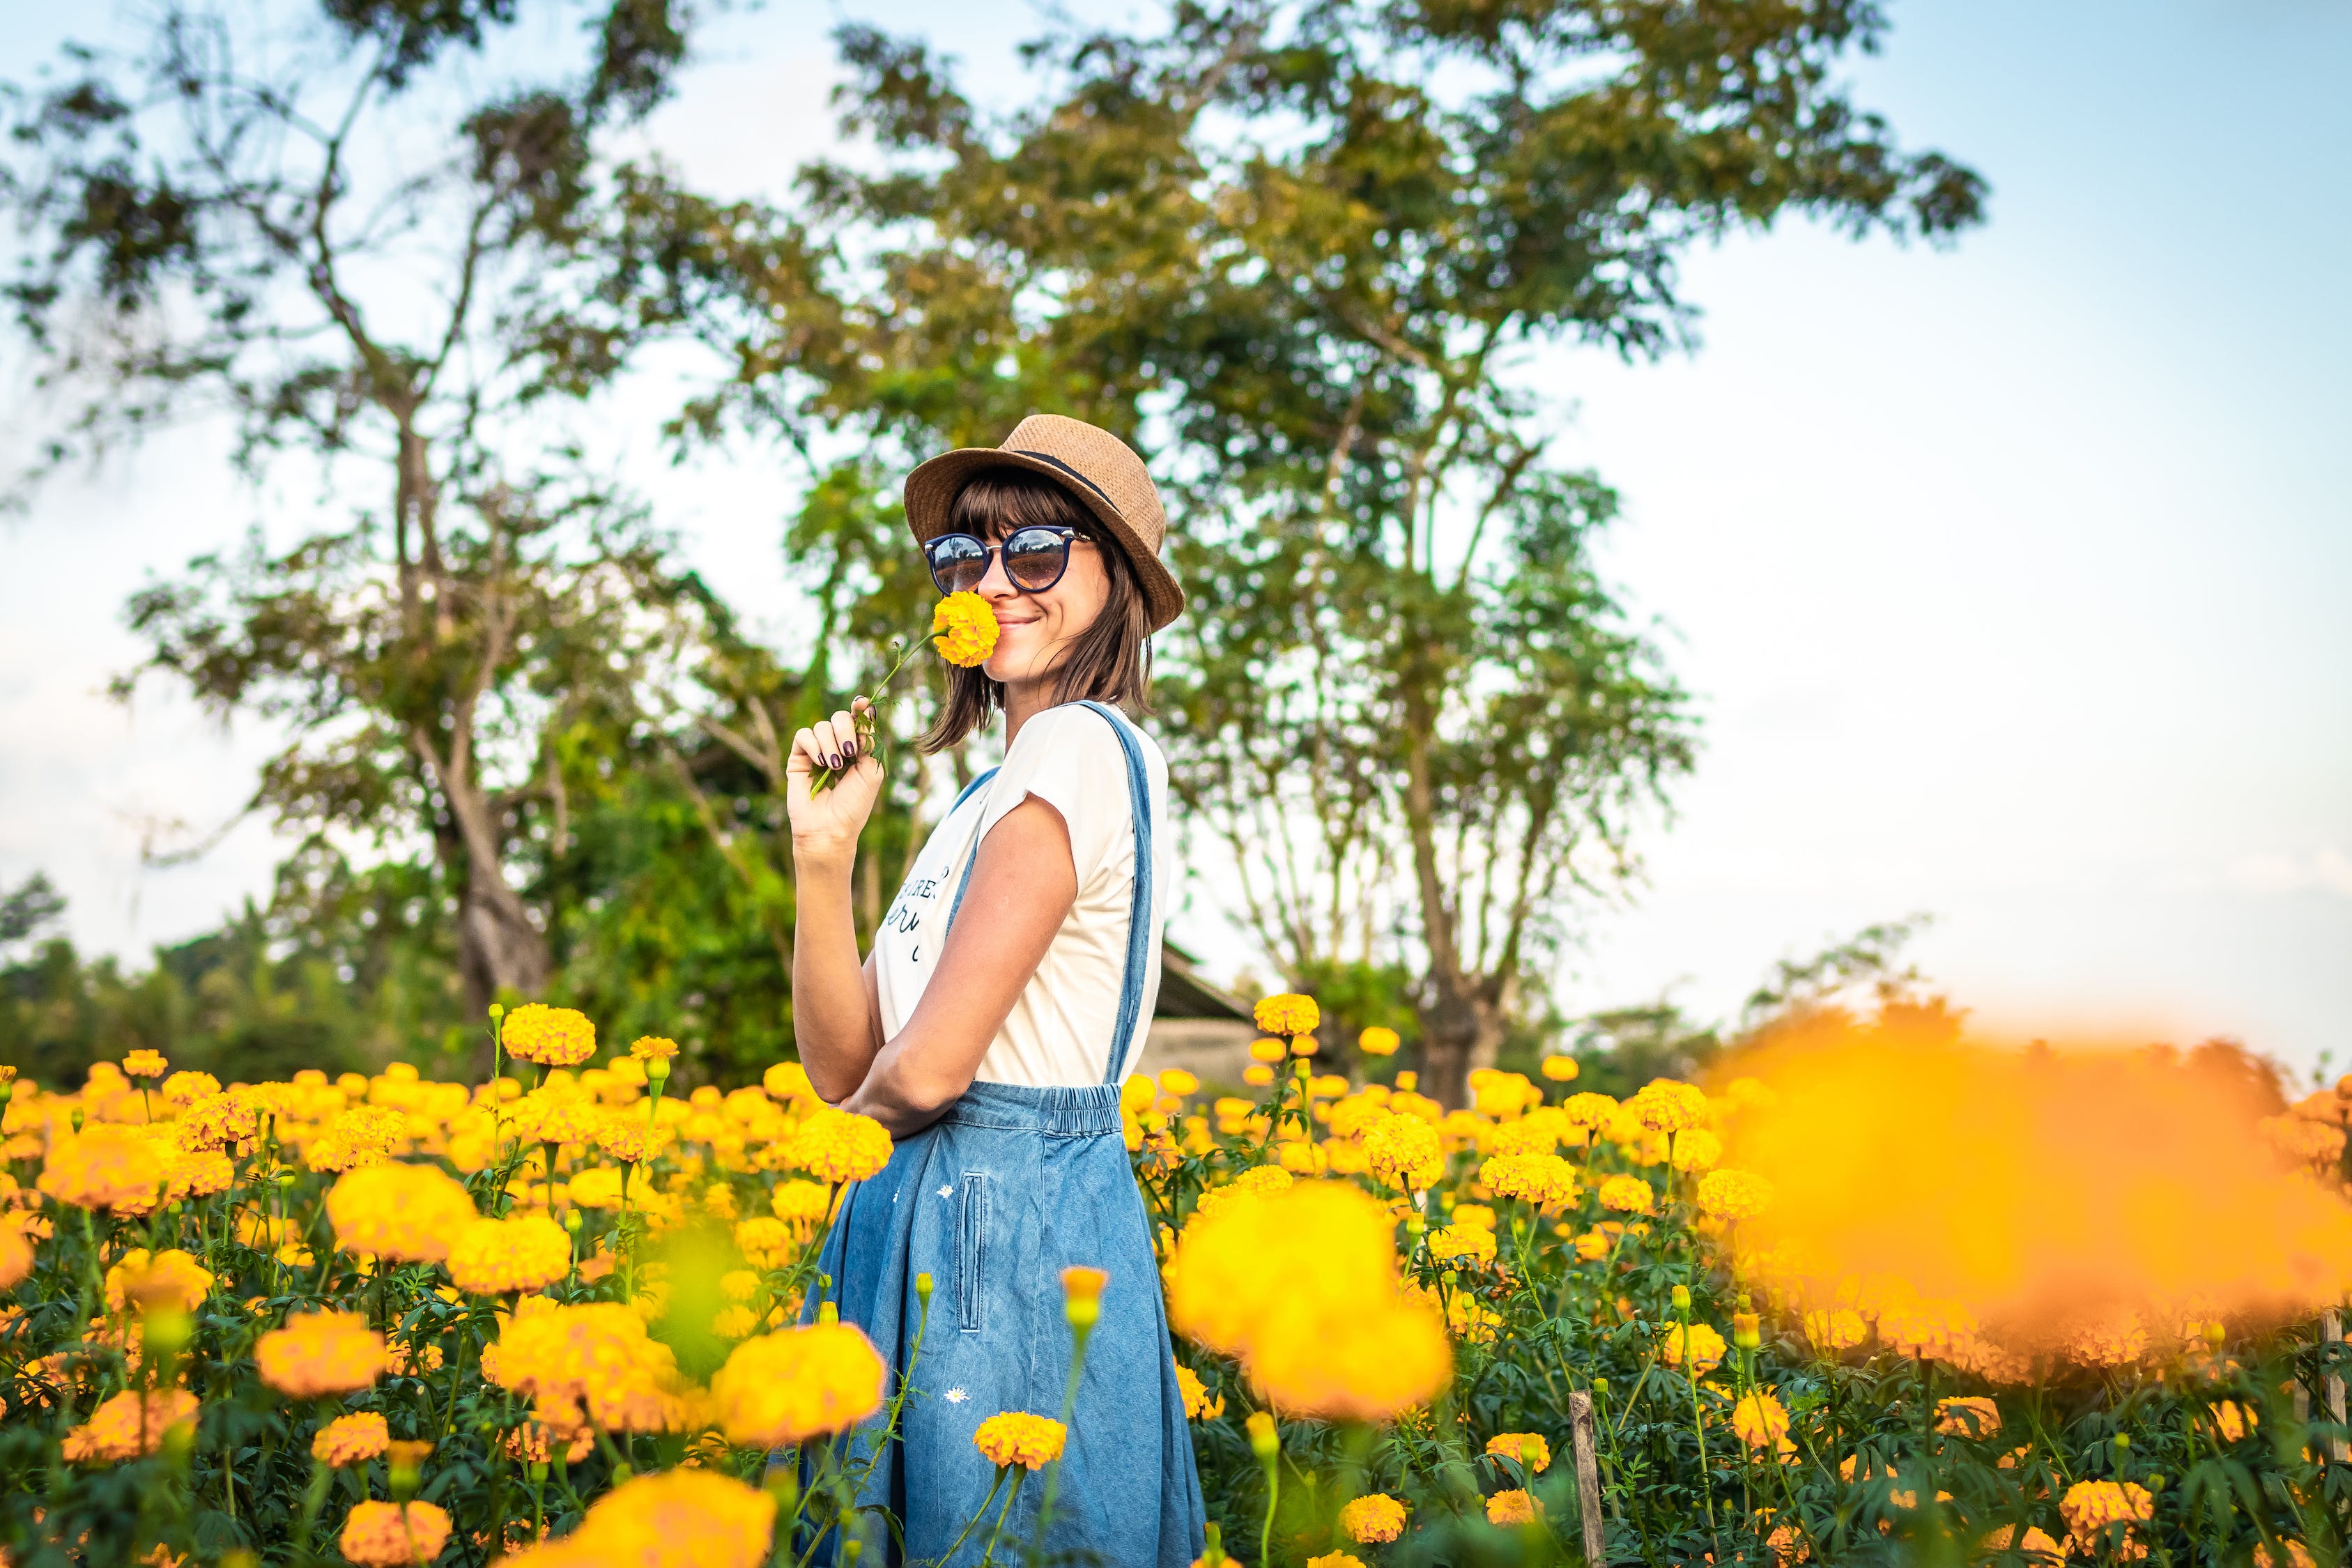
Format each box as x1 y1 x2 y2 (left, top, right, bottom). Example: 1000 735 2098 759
1007 702 1161 767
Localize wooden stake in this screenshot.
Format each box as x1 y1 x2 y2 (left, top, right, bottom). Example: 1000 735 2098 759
1569 1390 1608 1566
2325 1309 2348 1462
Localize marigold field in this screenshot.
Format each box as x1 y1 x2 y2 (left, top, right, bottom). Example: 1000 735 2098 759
6 997 2352 1567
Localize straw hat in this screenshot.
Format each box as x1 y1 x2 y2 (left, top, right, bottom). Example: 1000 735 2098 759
902 414 1185 631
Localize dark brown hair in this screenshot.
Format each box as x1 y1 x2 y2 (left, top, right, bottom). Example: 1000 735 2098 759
919 470 1155 753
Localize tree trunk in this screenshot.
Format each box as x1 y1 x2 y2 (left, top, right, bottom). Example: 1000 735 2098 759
414 725 553 1016
1417 974 1505 1110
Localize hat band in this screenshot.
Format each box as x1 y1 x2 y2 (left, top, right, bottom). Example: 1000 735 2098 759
1013 449 1121 514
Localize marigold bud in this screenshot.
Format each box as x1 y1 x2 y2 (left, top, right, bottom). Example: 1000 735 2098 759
916 1272 935 1304
1672 1284 1692 1313
1245 1410 1279 1461
1733 1312 1762 1351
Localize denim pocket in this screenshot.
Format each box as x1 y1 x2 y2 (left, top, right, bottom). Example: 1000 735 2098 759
958 1171 989 1332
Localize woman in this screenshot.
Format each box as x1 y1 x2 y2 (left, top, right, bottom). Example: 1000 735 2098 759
784 415 1206 1566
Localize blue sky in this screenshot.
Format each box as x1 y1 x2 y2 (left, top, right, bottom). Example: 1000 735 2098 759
4 0 2347 1066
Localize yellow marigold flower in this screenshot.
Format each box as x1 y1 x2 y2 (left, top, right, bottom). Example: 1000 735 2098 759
1572 1231 1611 1261
762 1061 815 1101
1175 1364 1222 1420
973 1411 1068 1470
160 1069 217 1105
790 1107 893 1183
594 1114 652 1164
177 1088 262 1154
1480 1152 1578 1208
1252 993 1319 1036
709 1323 886 1447
1597 1174 1654 1214
1241 1064 1275 1087
256 1310 387 1397
1669 1127 1723 1171
60 1388 199 1463
2205 1400 2256 1443
569 1167 626 1209
771 1179 831 1228
122 1050 167 1079
2066 1309 2149 1369
1659 1321 1728 1375
629 1036 679 1061
503 1004 598 1067
0 1215 31 1290
1935 1396 2001 1438
103 1247 213 1315
1631 1079 1709 1133
541 1469 778 1568
307 1105 408 1173
1427 1224 1496 1266
1803 1307 1868 1351
1307 1555 1367 1568
1167 1181 1394 1358
1339 1493 1408 1544
39 1123 166 1211
1192 1165 1293 1220
2254 1544 2317 1568
1157 1068 1200 1096
312 1411 392 1467
1362 1112 1444 1191
2059 1479 2154 1557
931 591 1001 667
1695 1167 1773 1220
484 1298 688 1433
1358 1027 1401 1056
733 1216 792 1270
1560 1091 1618 1128
1731 1389 1793 1453
1248 1290 1452 1421
337 1500 452 1567
1247 1036 1287 1065
1539 1054 1579 1082
447 1213 572 1296
1486 1489 1539 1525
326 1161 479 1263
1485 1431 1551 1473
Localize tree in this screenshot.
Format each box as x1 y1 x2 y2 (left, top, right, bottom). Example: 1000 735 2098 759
0 0 781 1015
681 2 1985 1102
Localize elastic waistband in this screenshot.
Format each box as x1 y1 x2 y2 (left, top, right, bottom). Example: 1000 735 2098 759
937 1080 1123 1135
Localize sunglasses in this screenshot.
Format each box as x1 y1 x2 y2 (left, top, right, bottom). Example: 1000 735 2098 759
923 526 1088 597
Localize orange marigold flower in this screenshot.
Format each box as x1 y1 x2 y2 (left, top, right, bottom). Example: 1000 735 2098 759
38 1123 167 1212
2059 1479 2154 1558
1485 1432 1551 1473
2254 1544 2317 1568
256 1311 386 1397
1486 1489 1539 1525
59 1388 199 1463
1981 1525 2065 1565
594 1114 652 1164
789 1107 893 1184
1175 1364 1222 1420
160 1069 219 1106
122 1050 167 1079
503 1004 598 1068
447 1213 571 1296
973 1411 1067 1470
1339 1493 1408 1544
0 1215 31 1290
176 1089 261 1153
103 1247 213 1315
312 1411 392 1467
629 1036 679 1061
482 1298 687 1434
1597 1174 1654 1215
337 1500 452 1567
1252 994 1320 1036
931 592 1001 668
528 1469 776 1568
709 1323 886 1448
326 1162 479 1263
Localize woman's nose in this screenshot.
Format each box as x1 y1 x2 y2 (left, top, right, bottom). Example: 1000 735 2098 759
974 546 1018 599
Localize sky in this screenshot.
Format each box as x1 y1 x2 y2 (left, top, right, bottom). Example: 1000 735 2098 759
3 0 2347 1068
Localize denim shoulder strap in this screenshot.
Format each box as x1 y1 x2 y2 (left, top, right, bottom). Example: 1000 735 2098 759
940 766 1001 932
1075 700 1153 1086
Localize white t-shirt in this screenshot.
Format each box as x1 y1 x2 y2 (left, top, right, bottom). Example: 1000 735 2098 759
873 703 1170 1089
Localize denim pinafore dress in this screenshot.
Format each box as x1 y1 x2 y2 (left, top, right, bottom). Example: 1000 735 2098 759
804 702 1207 1567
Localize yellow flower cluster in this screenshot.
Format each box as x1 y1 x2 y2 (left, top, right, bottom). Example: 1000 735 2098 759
1696 1167 1773 1220
313 1411 392 1466
484 1298 689 1434
257 1311 387 1398
930 590 1001 667
103 1247 213 1314
504 1004 599 1067
972 1411 1068 1470
510 1470 777 1568
709 1323 886 1447
1339 1493 1407 1543
2059 1479 2154 1558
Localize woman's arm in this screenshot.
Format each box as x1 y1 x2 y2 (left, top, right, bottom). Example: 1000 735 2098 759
787 700 889 1102
839 794 1078 1135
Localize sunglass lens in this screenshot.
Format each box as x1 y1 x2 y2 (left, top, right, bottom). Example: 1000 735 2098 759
928 535 987 594
1004 528 1070 590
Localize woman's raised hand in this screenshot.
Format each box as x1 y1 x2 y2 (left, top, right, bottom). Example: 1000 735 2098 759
786 697 884 861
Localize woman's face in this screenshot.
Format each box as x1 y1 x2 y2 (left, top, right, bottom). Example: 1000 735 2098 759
971 524 1109 688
